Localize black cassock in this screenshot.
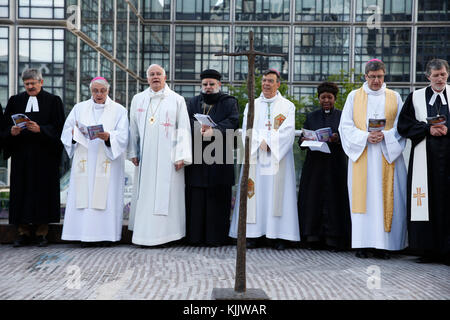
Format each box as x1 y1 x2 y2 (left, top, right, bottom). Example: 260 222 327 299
184 92 239 245
297 108 351 249
398 87 450 256
4 90 65 225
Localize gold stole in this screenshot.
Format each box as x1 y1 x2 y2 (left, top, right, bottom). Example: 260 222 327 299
352 87 397 232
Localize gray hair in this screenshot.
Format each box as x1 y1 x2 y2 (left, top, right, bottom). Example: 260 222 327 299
425 59 449 76
89 78 110 91
146 64 166 78
21 68 43 81
365 60 386 75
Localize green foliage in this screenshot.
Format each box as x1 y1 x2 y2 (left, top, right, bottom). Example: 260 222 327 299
226 69 362 130
308 69 363 110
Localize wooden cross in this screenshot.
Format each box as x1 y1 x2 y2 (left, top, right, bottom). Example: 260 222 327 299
215 31 286 294
413 187 426 207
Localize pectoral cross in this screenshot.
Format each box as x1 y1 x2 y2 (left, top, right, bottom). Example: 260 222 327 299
413 187 426 206
214 31 285 297
265 120 272 130
102 159 111 174
78 159 87 173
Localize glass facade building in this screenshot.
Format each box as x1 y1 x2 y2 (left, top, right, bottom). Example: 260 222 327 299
0 0 449 188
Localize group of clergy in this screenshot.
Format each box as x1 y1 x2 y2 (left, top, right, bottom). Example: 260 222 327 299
3 59 449 265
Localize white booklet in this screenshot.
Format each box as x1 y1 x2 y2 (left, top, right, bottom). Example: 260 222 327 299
194 113 217 127
300 140 331 154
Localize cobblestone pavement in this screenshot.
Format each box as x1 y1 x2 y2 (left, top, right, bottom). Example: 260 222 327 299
0 243 448 300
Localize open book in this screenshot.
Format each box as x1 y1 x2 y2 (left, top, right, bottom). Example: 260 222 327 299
302 127 332 142
11 113 31 129
76 122 104 140
194 113 217 127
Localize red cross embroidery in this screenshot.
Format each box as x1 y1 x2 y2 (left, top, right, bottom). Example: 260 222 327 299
161 111 173 138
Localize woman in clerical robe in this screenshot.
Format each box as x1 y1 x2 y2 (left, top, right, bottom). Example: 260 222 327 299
297 82 351 251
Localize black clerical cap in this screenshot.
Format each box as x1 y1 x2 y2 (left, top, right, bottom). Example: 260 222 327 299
200 69 222 81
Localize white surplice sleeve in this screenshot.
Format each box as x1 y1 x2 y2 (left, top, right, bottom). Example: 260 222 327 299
380 92 406 164
60 105 78 158
127 95 140 160
173 96 192 165
103 105 129 161
338 90 370 162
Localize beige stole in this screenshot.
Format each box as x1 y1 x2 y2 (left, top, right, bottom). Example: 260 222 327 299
352 87 397 232
410 85 450 221
72 98 117 210
246 96 288 224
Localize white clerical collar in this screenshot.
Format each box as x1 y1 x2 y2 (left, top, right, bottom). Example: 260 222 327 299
429 87 448 106
25 95 39 112
363 82 386 96
149 84 169 98
260 91 280 104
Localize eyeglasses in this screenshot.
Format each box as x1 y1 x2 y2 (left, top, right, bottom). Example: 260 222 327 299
92 89 107 94
367 75 384 80
24 81 40 86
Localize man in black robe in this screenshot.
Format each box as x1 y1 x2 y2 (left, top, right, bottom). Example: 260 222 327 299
398 59 450 265
297 82 351 251
184 69 239 246
4 68 65 247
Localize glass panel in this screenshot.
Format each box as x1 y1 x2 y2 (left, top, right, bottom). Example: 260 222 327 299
355 0 412 22
19 0 65 19
81 0 99 41
234 26 289 81
294 26 350 81
418 0 450 21
175 26 229 80
295 0 350 21
0 0 8 18
101 1 114 54
64 30 77 115
354 27 411 82
235 0 290 21
174 85 198 101
176 0 230 20
115 66 127 107
0 27 8 108
143 0 171 20
416 27 450 82
116 0 127 64
17 28 65 100
129 12 138 73
142 25 170 79
80 41 98 101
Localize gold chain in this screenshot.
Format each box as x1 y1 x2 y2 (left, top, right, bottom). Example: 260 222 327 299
149 97 164 124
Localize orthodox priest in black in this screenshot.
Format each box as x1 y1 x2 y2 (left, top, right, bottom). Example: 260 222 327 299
4 68 65 247
297 82 351 251
398 59 450 265
184 69 239 246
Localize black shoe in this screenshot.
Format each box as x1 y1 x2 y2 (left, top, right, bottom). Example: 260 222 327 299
36 235 48 247
415 256 435 264
246 238 258 249
81 242 96 248
274 240 287 250
355 249 369 259
13 234 31 247
373 249 390 260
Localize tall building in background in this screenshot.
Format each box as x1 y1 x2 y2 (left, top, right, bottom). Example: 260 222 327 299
0 0 449 188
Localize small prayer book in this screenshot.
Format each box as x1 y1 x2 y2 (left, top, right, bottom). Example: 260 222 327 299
11 113 31 129
302 127 333 142
87 124 104 140
368 118 386 132
426 115 446 126
194 113 217 127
